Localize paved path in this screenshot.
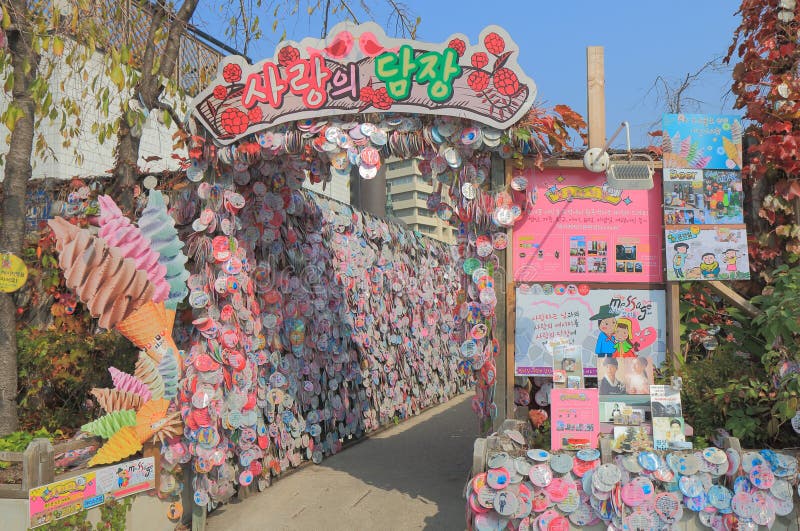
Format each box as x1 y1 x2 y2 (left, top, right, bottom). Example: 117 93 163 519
207 393 476 531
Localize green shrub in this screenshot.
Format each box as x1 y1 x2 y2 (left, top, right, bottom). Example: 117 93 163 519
671 265 800 448
16 327 138 432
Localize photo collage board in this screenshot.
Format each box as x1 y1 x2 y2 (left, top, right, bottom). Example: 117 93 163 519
662 114 750 281
514 285 670 450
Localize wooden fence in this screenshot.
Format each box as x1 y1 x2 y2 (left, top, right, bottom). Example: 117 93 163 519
0 437 101 499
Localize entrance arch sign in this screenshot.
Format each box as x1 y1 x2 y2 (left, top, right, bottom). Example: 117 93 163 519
190 22 537 144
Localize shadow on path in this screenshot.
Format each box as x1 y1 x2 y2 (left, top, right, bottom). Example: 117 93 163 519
317 394 477 529
206 393 478 530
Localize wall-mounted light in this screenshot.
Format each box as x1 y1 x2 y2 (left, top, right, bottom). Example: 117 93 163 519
583 121 655 190
606 154 655 191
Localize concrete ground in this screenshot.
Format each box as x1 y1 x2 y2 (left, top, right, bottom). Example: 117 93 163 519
207 393 476 531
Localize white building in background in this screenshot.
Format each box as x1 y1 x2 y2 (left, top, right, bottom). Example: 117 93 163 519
303 174 351 204
385 158 455 244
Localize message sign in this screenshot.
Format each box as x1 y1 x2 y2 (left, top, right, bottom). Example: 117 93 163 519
95 456 156 502
190 22 537 144
512 168 664 283
514 286 666 377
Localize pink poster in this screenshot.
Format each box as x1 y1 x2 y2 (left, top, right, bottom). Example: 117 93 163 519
29 472 97 528
550 388 600 451
512 168 664 283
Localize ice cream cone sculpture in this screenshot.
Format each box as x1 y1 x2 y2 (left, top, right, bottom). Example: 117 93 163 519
115 301 182 377
47 218 154 329
50 191 191 469
87 372 184 466
97 195 170 302
88 425 142 467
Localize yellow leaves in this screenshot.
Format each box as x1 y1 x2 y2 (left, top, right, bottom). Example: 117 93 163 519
3 71 13 93
775 224 800 239
2 103 25 132
53 37 64 57
2 6 10 30
109 64 124 90
161 109 172 129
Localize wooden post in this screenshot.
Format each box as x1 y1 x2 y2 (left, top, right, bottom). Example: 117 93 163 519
192 501 207 531
22 438 54 491
707 280 762 317
505 160 516 426
665 282 682 374
599 437 613 464
142 442 161 496
586 46 606 149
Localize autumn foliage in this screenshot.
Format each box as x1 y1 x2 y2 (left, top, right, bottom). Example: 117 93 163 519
727 0 800 260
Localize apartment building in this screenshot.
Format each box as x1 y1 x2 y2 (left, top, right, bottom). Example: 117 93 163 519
385 158 455 244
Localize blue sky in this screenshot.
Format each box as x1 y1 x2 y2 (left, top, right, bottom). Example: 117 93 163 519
198 0 741 148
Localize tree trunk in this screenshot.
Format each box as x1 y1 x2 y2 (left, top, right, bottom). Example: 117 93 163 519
113 0 199 213
0 0 39 435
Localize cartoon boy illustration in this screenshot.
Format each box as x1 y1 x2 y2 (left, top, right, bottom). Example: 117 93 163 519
672 243 689 278
722 249 739 276
590 305 617 357
700 253 720 278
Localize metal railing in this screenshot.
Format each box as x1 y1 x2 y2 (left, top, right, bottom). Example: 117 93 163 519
88 0 228 96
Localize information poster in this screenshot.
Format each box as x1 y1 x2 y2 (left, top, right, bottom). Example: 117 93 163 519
597 356 654 416
551 388 599 451
29 457 155 528
29 472 97 528
650 385 685 450
662 114 743 170
663 168 744 226
512 168 664 283
514 287 666 376
662 114 750 281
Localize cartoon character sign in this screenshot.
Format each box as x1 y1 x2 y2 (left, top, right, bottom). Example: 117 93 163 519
514 287 666 377
589 306 655 360
665 226 749 281
672 242 689 279
613 318 636 358
589 305 617 357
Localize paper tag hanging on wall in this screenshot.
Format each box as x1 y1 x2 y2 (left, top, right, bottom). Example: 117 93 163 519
0 252 28 292
791 411 800 434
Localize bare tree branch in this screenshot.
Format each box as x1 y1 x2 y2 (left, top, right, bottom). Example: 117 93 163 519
322 0 331 37
643 56 728 130
339 0 361 24
238 0 251 56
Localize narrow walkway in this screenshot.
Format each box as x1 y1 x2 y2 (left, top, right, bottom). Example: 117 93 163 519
207 393 475 531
